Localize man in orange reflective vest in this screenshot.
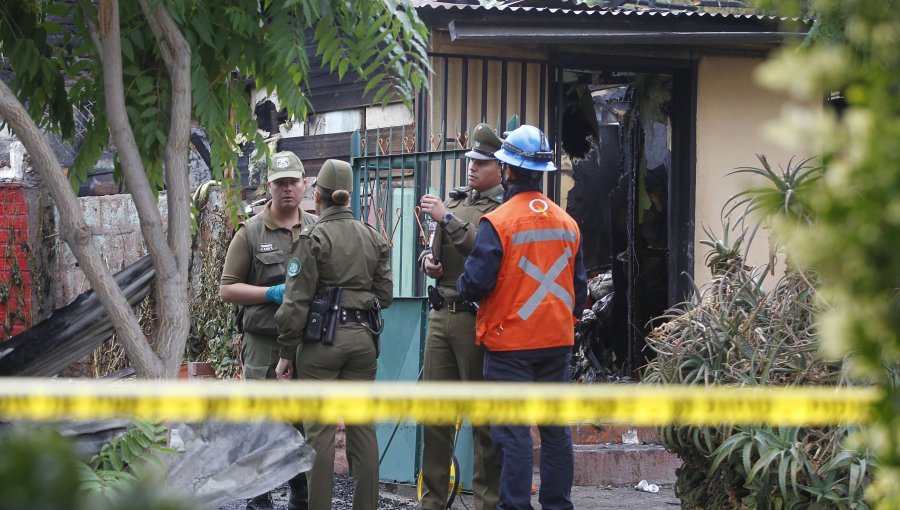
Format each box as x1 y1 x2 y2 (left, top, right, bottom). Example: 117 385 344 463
457 124 587 510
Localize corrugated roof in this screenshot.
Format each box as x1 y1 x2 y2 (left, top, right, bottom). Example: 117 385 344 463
413 1 806 24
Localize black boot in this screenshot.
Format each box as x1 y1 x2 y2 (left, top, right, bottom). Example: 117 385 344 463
287 471 309 510
246 492 274 510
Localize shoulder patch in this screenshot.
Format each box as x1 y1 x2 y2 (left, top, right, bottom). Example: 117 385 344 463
286 257 302 277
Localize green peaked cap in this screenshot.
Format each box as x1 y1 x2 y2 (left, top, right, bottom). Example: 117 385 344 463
465 123 504 161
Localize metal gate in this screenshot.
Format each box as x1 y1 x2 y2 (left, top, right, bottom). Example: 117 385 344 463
351 53 553 487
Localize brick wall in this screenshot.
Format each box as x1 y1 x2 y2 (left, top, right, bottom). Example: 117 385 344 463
0 184 32 339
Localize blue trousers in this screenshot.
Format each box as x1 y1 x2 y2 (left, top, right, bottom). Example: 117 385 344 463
483 346 574 510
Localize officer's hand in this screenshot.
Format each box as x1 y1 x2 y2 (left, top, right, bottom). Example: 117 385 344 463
420 194 447 222
424 256 443 279
265 283 285 304
274 358 293 380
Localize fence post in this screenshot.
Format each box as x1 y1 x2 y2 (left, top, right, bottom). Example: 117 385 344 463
350 129 361 218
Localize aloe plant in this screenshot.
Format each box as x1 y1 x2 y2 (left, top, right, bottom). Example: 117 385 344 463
644 155 872 509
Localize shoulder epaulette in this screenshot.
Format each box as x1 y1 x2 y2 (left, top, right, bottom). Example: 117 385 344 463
448 186 472 200
299 224 316 237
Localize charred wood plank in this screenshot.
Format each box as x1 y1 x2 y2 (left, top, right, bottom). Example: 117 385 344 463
0 256 155 377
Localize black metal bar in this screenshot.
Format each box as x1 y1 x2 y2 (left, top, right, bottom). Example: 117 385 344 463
669 63 698 305
415 83 429 296
440 56 449 183
520 62 527 125
548 65 564 203
362 129 371 222
460 57 469 141
500 60 508 129
460 57 469 186
481 59 488 122
539 63 546 132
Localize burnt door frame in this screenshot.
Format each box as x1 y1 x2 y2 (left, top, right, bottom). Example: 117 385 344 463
550 52 697 307
550 52 698 375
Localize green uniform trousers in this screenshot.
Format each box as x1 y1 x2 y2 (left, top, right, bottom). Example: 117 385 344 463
242 331 309 510
241 331 282 380
297 323 379 510
420 309 500 510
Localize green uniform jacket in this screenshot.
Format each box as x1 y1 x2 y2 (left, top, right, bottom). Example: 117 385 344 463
220 201 317 337
275 206 393 358
419 184 504 296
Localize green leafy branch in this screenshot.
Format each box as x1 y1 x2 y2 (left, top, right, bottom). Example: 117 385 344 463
79 420 175 498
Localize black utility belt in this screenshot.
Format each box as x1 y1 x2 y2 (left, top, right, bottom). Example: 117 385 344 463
435 299 477 314
427 285 477 313
340 307 373 324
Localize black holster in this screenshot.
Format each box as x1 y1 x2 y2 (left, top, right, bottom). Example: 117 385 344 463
304 285 343 345
367 298 384 358
427 285 444 311
323 287 343 346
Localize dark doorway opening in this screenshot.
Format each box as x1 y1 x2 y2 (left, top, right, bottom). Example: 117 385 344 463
559 64 694 382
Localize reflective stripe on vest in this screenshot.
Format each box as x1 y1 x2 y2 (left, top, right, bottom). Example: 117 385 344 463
512 228 577 245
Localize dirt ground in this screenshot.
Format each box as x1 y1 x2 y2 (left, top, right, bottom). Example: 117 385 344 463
218 477 681 509
393 482 681 510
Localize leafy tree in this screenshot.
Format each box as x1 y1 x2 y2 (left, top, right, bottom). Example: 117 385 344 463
751 0 899 506
0 0 429 377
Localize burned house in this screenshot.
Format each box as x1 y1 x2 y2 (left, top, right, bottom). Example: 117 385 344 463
236 1 816 485
246 0 808 385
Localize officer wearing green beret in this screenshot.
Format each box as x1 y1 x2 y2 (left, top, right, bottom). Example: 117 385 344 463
220 150 314 510
274 159 392 510
417 123 504 510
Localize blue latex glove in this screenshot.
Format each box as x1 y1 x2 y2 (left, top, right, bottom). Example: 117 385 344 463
265 283 285 304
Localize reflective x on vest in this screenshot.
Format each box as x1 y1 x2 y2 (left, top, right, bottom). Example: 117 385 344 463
513 227 577 320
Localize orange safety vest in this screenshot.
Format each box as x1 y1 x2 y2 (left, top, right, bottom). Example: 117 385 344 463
475 191 581 351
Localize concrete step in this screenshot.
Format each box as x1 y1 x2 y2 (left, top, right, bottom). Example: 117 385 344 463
335 423 682 487
571 443 679 486
533 425 680 486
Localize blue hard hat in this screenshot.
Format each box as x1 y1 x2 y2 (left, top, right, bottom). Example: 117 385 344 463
493 124 557 172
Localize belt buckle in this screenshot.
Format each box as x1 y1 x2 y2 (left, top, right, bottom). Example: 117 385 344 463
447 301 458 313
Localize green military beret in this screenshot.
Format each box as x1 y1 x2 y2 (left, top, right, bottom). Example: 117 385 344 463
465 123 504 161
314 159 353 193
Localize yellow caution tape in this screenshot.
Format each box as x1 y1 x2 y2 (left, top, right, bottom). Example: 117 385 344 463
0 379 878 426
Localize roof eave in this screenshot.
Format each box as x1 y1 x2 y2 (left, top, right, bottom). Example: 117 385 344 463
447 21 806 47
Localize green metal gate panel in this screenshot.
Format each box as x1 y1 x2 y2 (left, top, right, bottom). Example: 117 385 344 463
350 87 533 489
376 297 427 483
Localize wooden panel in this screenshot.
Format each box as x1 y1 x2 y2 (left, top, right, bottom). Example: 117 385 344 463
278 132 353 163
301 29 398 112
278 125 416 168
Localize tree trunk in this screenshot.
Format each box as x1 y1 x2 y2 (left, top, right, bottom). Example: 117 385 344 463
0 80 165 377
140 0 193 376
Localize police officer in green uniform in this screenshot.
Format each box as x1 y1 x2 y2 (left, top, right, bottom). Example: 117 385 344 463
417 123 504 510
274 159 392 510
220 150 315 510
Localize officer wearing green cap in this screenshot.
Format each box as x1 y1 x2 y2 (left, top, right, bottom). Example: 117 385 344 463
274 159 392 510
416 123 503 510
220 150 315 510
